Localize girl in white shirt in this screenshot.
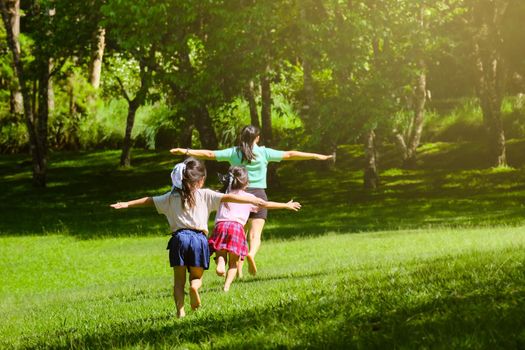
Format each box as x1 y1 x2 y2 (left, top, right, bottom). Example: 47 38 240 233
110 158 268 318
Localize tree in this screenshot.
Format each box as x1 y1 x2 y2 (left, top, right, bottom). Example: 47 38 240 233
468 0 509 167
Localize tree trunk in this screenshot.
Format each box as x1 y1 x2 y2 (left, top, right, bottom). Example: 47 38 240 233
363 129 379 189
119 59 152 167
120 100 139 167
7 0 22 117
1 0 48 187
472 1 508 167
260 69 272 146
47 59 55 114
34 59 51 186
244 80 260 128
193 106 219 150
88 27 105 89
404 60 427 169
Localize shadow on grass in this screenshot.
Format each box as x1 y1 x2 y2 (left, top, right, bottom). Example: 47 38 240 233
2 142 525 239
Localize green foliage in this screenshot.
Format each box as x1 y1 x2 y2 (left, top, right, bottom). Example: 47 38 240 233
424 97 525 143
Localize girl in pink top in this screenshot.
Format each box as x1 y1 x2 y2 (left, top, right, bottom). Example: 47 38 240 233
208 166 301 291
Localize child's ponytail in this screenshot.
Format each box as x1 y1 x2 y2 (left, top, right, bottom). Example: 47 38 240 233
218 166 249 194
171 157 206 209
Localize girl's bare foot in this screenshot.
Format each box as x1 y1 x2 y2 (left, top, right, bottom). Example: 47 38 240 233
177 308 186 318
189 286 201 310
216 256 226 276
246 254 257 276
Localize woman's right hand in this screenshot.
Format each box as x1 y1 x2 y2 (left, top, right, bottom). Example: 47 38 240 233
316 154 333 161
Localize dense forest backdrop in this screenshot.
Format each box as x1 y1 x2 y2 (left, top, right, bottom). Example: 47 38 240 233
1 0 524 188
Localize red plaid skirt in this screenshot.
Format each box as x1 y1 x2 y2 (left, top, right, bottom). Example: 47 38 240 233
209 221 248 259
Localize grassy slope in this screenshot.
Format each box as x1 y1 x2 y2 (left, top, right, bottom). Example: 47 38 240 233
1 141 525 348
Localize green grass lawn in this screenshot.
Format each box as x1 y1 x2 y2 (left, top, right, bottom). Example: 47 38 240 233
1 141 525 348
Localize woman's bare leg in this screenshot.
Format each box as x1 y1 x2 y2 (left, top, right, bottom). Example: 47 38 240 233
215 250 227 277
173 266 187 318
188 266 204 310
224 253 240 292
246 218 265 275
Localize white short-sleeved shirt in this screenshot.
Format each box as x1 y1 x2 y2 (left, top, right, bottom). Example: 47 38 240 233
153 188 224 233
215 190 258 226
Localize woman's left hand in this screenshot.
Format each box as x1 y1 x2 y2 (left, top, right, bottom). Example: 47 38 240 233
286 200 301 211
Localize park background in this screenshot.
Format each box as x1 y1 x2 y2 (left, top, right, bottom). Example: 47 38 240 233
1 0 525 348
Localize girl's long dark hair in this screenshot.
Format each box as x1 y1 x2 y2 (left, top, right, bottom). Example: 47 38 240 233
218 166 249 194
175 157 206 209
236 125 260 163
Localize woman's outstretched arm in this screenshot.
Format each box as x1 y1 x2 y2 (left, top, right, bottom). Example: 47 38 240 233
110 197 154 209
169 148 217 160
281 150 333 161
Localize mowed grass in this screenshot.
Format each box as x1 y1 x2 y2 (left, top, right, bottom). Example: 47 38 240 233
1 227 525 349
1 141 525 348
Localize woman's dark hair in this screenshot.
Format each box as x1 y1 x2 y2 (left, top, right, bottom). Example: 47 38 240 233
175 157 206 209
236 125 260 163
218 166 249 193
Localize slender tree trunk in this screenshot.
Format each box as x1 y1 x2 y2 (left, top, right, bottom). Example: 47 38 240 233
47 59 55 114
88 27 105 89
244 80 260 128
7 0 22 117
180 119 193 147
120 100 139 167
119 59 152 167
393 129 408 162
404 59 427 168
475 49 506 166
260 69 272 146
472 1 508 167
193 106 218 149
1 0 48 187
34 59 51 186
363 129 379 189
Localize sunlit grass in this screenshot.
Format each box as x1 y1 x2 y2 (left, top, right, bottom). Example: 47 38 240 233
1 227 525 348
2 141 525 347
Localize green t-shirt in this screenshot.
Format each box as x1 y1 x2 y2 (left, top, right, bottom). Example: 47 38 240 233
214 145 284 188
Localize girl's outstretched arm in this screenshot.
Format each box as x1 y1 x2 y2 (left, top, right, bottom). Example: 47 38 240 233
222 193 266 206
281 150 333 161
264 200 301 211
110 197 154 209
169 148 216 160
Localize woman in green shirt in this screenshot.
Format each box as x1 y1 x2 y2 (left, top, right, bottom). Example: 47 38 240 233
170 125 333 276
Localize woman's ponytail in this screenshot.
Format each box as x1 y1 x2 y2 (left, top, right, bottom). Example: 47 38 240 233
237 125 260 163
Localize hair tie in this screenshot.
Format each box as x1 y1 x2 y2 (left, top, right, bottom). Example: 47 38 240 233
226 172 234 193
171 162 186 191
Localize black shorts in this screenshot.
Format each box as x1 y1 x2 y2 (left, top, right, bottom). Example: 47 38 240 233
246 188 268 220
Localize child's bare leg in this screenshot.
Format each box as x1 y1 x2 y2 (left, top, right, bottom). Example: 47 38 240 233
188 266 204 310
246 218 265 275
215 250 227 277
173 266 187 318
224 253 240 292
236 259 244 279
